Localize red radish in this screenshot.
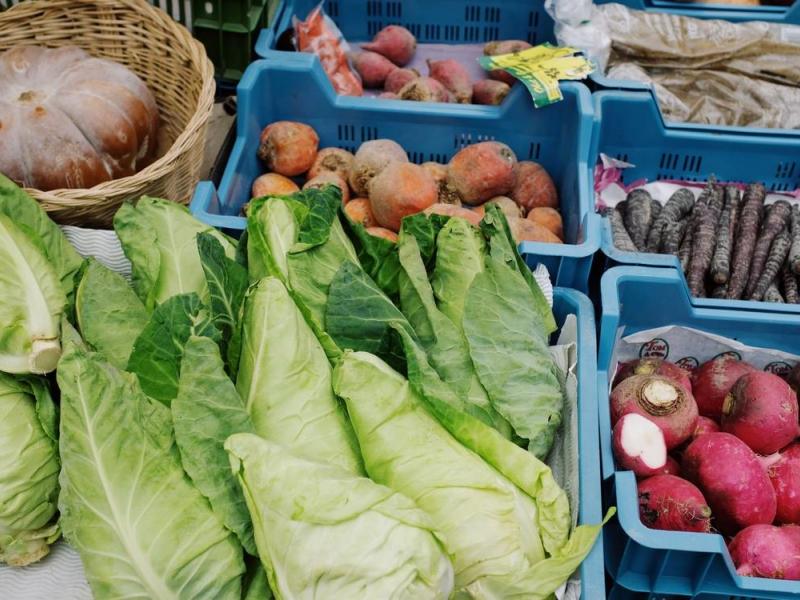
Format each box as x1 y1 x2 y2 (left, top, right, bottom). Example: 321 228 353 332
307 147 354 181
693 416 720 438
483 40 531 85
614 358 692 392
362 25 417 66
782 524 800 547
511 161 559 211
728 524 800 580
683 432 776 535
691 356 757 419
721 371 799 455
472 80 511 105
302 172 350 203
368 162 438 231
637 475 712 533
427 59 472 104
398 77 452 103
349 139 408 197
657 455 682 476
767 443 800 524
613 413 668 477
352 51 398 88
384 68 419 93
447 142 517 205
257 121 319 176
610 374 699 450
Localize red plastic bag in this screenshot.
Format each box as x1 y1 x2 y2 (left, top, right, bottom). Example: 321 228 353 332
293 3 363 96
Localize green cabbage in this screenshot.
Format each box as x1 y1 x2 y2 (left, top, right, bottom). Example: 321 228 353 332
226 433 454 599
333 351 603 598
57 326 244 598
0 214 65 374
113 197 236 310
236 277 363 475
0 373 59 566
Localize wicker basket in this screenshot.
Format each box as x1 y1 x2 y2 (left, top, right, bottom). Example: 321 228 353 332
0 0 215 226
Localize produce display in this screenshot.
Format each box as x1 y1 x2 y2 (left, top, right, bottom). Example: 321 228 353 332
610 354 800 580
606 180 800 302
250 120 564 246
0 46 159 191
0 173 603 597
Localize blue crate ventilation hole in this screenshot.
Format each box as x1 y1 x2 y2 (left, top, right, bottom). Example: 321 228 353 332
189 55 600 291
598 266 800 600
591 90 800 314
256 0 555 60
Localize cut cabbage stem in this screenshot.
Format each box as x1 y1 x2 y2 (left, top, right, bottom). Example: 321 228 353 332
29 338 61 374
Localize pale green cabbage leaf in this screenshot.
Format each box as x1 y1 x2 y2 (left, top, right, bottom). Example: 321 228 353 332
57 327 244 599
0 373 59 566
226 432 454 600
236 277 362 475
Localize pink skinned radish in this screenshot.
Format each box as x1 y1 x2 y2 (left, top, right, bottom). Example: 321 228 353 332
766 443 800 524
693 416 720 438
614 358 693 393
691 356 757 419
728 524 800 580
637 474 712 533
613 413 668 477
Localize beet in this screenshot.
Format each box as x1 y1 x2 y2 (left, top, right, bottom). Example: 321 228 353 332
349 139 408 197
613 413 668 477
362 25 417 67
422 203 481 227
368 162 438 231
610 374 699 450
352 51 398 88
721 371 799 455
485 196 521 220
527 207 563 241
302 172 349 204
683 432 777 535
251 173 299 199
307 147 354 181
427 59 472 104
384 68 420 93
472 80 511 106
483 40 531 85
447 141 517 205
343 198 377 228
693 416 720 438
691 356 757 419
257 121 319 176
366 226 398 242
767 443 800 524
614 358 692 392
638 474 712 533
398 77 452 103
729 524 800 580
378 92 399 99
511 161 559 211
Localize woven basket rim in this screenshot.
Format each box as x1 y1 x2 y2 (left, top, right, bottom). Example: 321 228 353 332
0 0 216 203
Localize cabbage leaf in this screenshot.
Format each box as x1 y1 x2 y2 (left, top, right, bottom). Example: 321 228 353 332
57 328 244 599
226 433 453 600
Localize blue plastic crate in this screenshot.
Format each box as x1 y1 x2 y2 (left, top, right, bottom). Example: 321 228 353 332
553 287 607 600
255 0 557 59
597 265 800 599
591 90 800 313
189 55 600 291
594 0 800 26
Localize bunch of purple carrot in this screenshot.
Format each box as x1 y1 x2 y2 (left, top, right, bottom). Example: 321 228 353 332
608 179 800 303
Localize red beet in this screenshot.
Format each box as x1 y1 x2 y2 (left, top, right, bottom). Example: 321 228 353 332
472 79 511 106
447 142 517 205
613 413 667 477
610 374 699 450
352 51 397 88
614 358 693 393
483 40 532 85
362 25 416 66
691 356 757 419
693 416 721 438
427 59 472 104
683 432 777 535
729 524 800 580
638 474 712 533
398 77 451 103
384 68 419 94
767 443 800 524
721 371 799 455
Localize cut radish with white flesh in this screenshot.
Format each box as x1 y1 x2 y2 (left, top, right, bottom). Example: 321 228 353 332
613 413 668 477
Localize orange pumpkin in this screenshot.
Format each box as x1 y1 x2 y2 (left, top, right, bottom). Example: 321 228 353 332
0 46 159 191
